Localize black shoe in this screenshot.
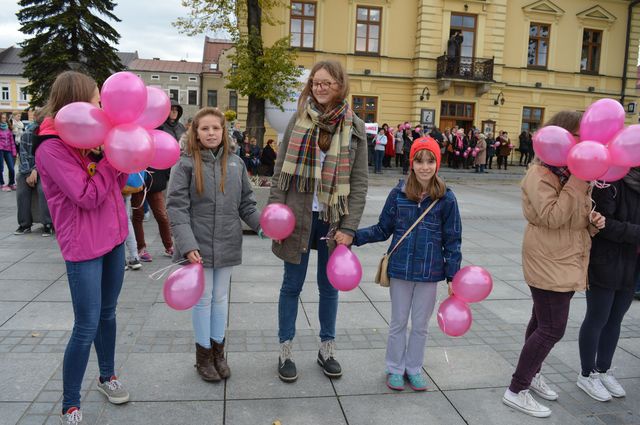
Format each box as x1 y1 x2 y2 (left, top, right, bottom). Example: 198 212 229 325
278 358 297 382
14 226 31 235
42 224 53 237
127 259 142 270
317 340 342 378
278 341 297 382
634 291 640 301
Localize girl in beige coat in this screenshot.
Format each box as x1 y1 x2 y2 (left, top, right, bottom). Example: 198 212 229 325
502 111 605 418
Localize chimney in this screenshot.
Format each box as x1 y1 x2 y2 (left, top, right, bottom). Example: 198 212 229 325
153 57 160 60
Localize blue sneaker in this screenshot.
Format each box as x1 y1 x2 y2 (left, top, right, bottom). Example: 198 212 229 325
406 372 428 391
386 373 404 391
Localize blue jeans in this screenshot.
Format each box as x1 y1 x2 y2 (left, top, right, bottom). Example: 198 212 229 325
63 243 125 412
278 212 338 343
374 150 384 173
0 150 15 185
192 266 232 347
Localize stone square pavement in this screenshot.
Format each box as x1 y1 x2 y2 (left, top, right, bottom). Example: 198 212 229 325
0 168 639 424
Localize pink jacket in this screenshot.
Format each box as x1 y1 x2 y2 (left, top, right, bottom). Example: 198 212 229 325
0 128 16 156
35 118 129 262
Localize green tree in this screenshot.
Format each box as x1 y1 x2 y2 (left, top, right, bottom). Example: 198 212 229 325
175 0 301 145
17 0 124 107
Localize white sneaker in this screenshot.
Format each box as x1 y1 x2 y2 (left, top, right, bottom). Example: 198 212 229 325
530 373 558 401
597 370 625 398
502 389 552 418
577 373 612 401
60 407 82 424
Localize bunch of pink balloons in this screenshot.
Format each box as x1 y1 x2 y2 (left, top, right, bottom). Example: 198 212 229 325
55 72 180 173
326 245 363 291
260 203 296 240
533 98 640 182
163 263 205 310
437 266 493 337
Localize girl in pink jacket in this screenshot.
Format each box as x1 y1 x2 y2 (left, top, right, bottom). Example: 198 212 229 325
0 112 17 190
34 71 130 425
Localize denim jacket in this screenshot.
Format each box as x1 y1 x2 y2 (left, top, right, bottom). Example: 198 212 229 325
354 180 462 282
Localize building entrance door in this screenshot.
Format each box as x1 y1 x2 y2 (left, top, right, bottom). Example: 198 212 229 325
439 101 475 133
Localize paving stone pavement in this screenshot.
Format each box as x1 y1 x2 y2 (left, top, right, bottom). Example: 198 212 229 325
0 167 639 425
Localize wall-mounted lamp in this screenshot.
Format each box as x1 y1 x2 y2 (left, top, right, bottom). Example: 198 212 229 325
464 4 468 11
587 86 595 93
493 91 505 106
420 87 431 101
534 82 542 88
364 69 371 75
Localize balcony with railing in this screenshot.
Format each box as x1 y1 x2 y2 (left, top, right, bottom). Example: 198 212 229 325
436 55 494 82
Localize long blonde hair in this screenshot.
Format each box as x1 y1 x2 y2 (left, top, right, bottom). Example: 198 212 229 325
186 107 229 195
43 71 97 118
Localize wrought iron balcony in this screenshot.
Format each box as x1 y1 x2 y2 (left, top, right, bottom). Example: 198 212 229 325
436 55 494 82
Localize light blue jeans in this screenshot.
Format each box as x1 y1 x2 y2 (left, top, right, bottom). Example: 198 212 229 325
123 195 138 261
192 266 232 347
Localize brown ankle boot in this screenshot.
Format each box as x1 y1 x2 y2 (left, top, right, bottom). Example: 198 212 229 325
195 343 220 381
211 338 231 379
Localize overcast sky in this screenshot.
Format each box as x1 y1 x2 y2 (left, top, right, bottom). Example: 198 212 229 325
0 0 216 62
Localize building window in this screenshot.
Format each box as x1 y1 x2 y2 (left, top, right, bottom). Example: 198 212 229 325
522 107 544 133
449 13 476 58
352 95 378 123
0 86 9 101
170 75 179 81
207 90 218 107
528 23 550 68
290 1 316 49
169 89 179 101
19 87 28 102
209 63 218 71
355 6 381 54
188 89 198 105
151 75 160 80
189 76 198 82
581 29 602 74
229 91 238 112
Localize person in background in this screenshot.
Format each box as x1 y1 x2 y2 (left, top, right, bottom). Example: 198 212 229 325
394 124 404 168
261 139 277 176
374 127 387 174
486 132 496 170
519 130 532 168
14 112 53 236
383 123 395 168
496 131 512 170
474 133 487 173
0 113 17 191
11 111 24 150
402 127 413 175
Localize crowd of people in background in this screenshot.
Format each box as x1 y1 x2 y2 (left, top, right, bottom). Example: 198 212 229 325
366 121 535 175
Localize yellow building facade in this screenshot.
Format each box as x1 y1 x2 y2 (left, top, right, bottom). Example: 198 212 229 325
254 0 639 144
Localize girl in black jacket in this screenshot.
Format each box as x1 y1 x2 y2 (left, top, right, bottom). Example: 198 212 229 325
577 168 640 401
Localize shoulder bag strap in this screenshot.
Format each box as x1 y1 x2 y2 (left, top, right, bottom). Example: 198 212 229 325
387 199 439 256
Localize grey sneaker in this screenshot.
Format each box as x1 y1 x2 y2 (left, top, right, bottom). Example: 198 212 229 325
317 339 342 378
127 259 142 270
97 376 130 404
278 340 297 382
60 407 82 424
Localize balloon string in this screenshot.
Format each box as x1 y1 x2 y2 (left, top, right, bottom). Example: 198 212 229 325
148 259 190 281
593 180 610 189
132 171 152 210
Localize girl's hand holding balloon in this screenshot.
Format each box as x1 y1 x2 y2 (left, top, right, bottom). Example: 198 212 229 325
334 231 353 246
186 250 202 264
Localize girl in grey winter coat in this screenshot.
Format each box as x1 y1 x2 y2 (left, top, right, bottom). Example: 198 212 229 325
167 107 261 382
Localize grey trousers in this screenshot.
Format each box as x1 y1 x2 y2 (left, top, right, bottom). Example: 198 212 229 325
16 173 52 228
386 278 438 375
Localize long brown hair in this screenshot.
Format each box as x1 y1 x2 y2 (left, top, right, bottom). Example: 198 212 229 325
405 150 446 202
297 60 350 117
186 107 229 195
542 110 582 133
43 71 97 118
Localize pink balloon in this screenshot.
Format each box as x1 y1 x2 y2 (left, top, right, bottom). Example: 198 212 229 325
598 164 630 182
437 296 472 337
133 87 171 129
451 266 493 303
101 72 147 125
567 141 610 181
55 102 112 149
326 245 363 291
608 125 640 167
260 203 296 240
148 130 180 169
580 98 625 145
532 126 577 166
104 124 155 173
163 263 205 310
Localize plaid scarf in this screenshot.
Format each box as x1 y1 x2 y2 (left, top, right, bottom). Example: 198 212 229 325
278 100 353 223
542 162 571 186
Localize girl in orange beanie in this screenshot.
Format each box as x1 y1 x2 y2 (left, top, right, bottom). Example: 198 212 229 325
353 136 462 392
